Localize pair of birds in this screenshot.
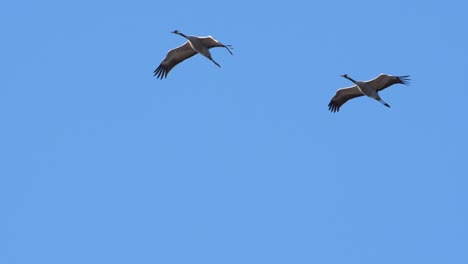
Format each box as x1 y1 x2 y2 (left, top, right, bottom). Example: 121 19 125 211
154 30 411 112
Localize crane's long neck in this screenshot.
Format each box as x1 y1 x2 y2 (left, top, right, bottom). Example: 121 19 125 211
176 32 189 39
344 75 357 84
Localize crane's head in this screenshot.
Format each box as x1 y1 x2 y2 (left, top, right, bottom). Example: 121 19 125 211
340 74 349 78
171 30 181 34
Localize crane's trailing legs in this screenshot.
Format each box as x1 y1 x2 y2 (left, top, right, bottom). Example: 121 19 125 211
377 98 390 108
210 58 221 68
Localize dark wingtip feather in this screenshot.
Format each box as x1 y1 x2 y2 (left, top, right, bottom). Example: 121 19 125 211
224 45 233 55
153 65 168 79
399 75 411 85
328 102 339 113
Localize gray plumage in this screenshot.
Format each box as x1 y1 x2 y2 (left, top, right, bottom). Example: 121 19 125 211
154 30 233 79
328 74 410 112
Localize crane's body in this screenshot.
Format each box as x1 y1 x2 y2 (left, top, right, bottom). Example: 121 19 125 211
328 74 410 112
154 30 233 79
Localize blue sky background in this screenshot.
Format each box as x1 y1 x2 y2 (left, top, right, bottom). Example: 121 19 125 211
2 0 467 263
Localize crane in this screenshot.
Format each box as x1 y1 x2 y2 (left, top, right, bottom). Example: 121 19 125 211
328 74 410 112
154 30 233 79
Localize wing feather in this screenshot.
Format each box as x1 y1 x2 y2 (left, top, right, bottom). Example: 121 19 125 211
328 86 364 112
154 42 198 79
365 74 410 91
199 36 233 55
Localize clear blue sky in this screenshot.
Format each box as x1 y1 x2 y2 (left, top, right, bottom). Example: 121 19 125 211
2 0 467 263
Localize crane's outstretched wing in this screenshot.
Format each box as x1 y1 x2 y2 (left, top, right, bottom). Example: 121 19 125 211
328 86 364 113
154 42 198 79
365 74 410 91
199 36 233 55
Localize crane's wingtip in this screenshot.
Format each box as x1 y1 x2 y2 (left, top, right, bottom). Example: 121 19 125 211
153 65 169 79
328 102 340 113
399 75 411 85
